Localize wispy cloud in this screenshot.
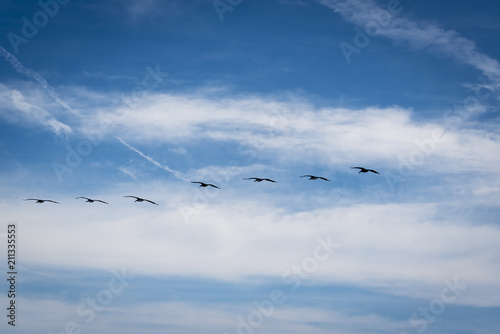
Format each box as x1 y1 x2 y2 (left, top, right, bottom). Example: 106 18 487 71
12 296 410 334
118 166 139 180
0 85 72 135
85 92 500 178
4 83 500 181
0 45 77 114
319 0 500 80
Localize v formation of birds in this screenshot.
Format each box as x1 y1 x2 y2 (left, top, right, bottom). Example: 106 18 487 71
18 167 379 206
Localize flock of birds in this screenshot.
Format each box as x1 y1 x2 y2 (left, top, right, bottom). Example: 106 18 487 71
21 167 379 205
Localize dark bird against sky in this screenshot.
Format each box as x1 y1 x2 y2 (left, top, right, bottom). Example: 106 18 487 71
351 167 379 174
191 182 220 189
76 197 109 204
243 177 277 183
23 198 60 204
18 168 381 207
124 196 158 205
300 175 330 181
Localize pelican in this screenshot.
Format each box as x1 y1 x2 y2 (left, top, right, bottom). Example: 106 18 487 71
23 198 59 204
351 167 379 174
300 175 330 181
76 197 108 204
124 196 158 205
191 182 220 189
243 178 277 183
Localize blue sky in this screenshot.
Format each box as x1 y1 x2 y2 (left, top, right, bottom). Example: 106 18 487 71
1 0 500 333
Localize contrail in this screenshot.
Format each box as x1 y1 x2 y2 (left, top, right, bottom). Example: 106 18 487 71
0 44 77 115
320 0 500 80
115 136 186 181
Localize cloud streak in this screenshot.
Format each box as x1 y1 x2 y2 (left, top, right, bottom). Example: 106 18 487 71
319 0 500 80
0 45 77 114
115 136 186 181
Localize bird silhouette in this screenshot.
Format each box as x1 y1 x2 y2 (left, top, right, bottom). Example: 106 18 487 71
243 178 277 183
23 198 59 204
191 182 220 189
351 167 379 174
124 196 158 205
76 197 108 204
300 175 330 181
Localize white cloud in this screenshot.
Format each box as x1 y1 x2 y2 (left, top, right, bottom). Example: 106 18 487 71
3 82 498 180
1 84 499 308
0 85 72 135
3 186 500 307
78 91 500 179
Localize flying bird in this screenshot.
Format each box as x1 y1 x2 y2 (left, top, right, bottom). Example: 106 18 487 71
76 197 108 204
124 196 158 205
351 167 379 174
243 178 277 183
23 198 59 204
300 175 330 181
191 182 220 189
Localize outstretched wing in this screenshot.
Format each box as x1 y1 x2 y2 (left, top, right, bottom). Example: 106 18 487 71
208 184 220 189
45 200 60 204
351 167 363 170
76 197 90 200
191 181 202 185
124 196 140 199
368 169 379 174
243 178 257 180
264 179 277 183
95 200 109 204
300 175 313 178
23 198 38 201
144 199 158 205
319 177 330 181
